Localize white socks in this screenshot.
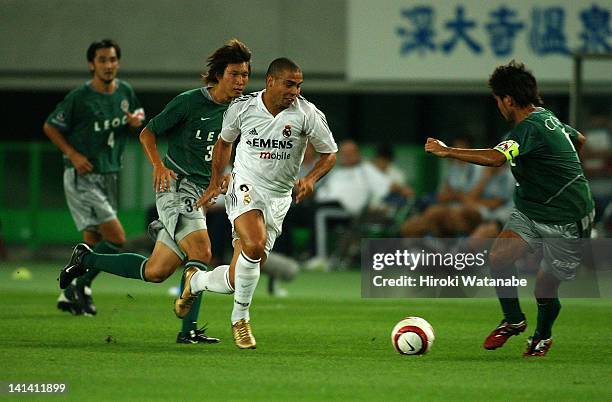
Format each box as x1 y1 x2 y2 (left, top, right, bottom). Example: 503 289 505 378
231 252 261 324
190 265 234 294
188 252 261 324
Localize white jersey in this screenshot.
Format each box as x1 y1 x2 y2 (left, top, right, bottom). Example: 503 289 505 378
220 90 338 194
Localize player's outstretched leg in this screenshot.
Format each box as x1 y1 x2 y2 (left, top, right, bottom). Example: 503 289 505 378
191 264 234 294
58 243 93 289
71 240 121 315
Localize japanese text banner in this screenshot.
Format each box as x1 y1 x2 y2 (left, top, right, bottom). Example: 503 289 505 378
348 0 612 81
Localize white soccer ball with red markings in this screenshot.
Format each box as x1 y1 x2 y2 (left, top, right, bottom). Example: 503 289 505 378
391 317 435 355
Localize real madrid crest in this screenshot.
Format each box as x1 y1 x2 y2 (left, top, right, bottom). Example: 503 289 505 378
239 184 252 205
282 125 292 138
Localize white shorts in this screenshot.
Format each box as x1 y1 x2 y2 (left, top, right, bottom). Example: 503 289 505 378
225 173 292 255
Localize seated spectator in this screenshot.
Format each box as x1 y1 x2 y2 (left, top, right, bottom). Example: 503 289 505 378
434 136 483 205
369 143 413 215
464 165 515 247
371 143 407 186
316 140 412 216
401 136 483 237
401 165 513 238
312 140 412 262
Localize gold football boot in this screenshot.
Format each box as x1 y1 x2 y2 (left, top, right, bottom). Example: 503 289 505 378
173 267 200 318
232 319 257 349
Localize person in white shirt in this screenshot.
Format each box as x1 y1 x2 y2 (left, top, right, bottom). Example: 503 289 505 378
175 57 338 349
317 140 412 216
316 140 390 215
371 143 407 187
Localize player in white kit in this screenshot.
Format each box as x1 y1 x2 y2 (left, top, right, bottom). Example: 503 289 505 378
174 57 338 349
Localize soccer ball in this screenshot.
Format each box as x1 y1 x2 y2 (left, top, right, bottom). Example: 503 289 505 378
391 317 435 355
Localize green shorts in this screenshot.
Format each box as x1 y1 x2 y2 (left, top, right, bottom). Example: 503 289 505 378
503 208 594 280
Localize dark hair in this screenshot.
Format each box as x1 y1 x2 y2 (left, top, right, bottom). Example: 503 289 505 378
202 39 252 84
87 39 121 62
376 143 394 160
266 57 301 78
488 60 543 107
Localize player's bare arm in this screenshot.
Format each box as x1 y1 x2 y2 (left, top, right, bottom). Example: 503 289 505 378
43 122 93 175
139 127 176 192
294 152 336 204
195 137 233 209
425 137 506 167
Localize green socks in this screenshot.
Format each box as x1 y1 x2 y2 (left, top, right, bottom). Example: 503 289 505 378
77 241 122 286
492 263 525 324
180 260 209 334
181 294 203 334
498 298 526 324
534 298 561 339
83 251 148 280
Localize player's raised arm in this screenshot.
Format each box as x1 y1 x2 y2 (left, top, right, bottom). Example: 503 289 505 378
294 152 336 204
195 137 233 209
425 137 506 167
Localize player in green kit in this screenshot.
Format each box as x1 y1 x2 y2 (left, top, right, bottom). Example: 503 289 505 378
57 39 252 344
44 39 144 316
425 60 594 357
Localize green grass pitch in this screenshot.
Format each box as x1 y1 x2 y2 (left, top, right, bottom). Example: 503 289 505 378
1 262 611 401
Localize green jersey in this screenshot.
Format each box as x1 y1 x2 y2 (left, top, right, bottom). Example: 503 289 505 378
494 107 594 224
46 80 143 173
146 88 227 188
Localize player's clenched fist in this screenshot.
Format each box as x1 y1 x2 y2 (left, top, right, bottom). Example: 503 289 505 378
425 138 450 158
